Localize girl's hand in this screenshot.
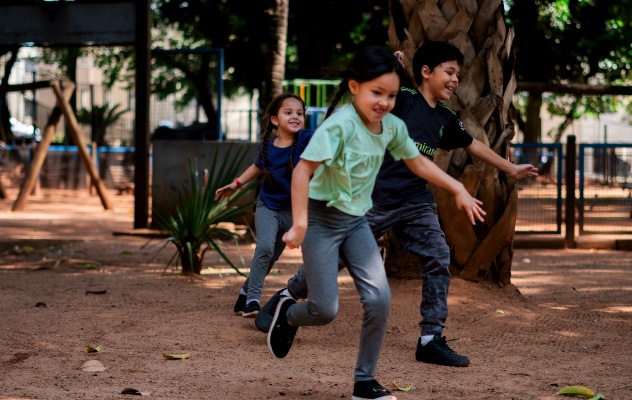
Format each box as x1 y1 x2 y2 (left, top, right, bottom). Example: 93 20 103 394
454 190 486 225
215 183 237 203
511 164 539 180
282 226 306 249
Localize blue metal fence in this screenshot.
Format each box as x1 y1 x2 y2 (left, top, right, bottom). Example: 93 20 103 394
510 143 564 234
578 143 632 234
2 138 631 237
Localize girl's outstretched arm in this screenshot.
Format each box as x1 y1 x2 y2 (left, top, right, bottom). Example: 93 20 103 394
403 155 486 225
282 159 321 249
215 164 263 203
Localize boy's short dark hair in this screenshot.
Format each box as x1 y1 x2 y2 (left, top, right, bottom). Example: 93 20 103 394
412 41 464 86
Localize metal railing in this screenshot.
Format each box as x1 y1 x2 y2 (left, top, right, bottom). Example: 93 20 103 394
578 144 632 234
511 143 564 234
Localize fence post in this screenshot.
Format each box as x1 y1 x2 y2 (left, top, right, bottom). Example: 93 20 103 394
565 135 576 248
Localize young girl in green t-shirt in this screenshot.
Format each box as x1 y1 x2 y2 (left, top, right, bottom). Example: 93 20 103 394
267 46 485 400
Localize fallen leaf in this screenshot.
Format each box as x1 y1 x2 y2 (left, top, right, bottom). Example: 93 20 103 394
496 309 505 314
162 352 190 360
85 289 107 295
556 385 596 398
391 381 414 392
121 387 151 396
589 394 606 400
85 344 102 353
80 360 107 372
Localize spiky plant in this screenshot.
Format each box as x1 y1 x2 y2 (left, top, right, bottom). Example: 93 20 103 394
76 103 129 146
153 144 258 275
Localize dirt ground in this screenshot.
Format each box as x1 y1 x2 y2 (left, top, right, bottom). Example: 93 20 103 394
0 189 631 400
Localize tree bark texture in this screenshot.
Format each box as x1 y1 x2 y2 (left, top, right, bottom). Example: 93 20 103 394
386 0 519 286
262 0 289 109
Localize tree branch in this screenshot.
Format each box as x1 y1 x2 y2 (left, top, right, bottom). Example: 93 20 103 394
516 82 632 96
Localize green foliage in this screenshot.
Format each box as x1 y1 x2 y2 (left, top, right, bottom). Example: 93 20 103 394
153 144 257 276
507 0 632 131
88 1 389 112
508 0 632 84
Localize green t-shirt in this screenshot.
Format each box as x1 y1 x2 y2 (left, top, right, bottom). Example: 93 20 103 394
300 105 419 216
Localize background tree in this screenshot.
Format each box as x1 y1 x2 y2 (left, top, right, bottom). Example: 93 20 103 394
261 0 289 108
506 0 632 142
385 0 520 285
90 0 391 121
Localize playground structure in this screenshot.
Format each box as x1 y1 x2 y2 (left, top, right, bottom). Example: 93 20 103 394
0 80 112 211
0 0 151 227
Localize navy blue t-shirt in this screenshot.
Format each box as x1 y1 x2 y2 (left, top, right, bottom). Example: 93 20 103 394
254 129 313 210
371 87 474 207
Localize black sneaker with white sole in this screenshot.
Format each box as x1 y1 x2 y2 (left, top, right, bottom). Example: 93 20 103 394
242 301 260 318
352 379 396 400
233 293 247 315
415 334 470 367
267 297 298 359
255 288 288 333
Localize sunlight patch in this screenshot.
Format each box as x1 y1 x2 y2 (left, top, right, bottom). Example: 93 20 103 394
595 306 632 313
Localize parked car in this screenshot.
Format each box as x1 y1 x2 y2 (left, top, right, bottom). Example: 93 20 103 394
10 117 41 144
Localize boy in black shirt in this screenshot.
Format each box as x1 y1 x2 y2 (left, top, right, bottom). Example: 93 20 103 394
256 41 538 367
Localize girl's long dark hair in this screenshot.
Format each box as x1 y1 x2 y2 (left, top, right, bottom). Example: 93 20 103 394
325 46 405 119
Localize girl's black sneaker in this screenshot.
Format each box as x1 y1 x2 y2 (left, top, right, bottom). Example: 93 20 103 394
233 294 247 315
267 297 298 358
351 379 396 400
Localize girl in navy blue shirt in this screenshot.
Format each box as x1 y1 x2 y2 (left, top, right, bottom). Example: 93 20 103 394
215 93 313 318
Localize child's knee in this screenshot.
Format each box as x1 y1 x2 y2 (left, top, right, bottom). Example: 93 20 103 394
308 300 338 323
364 290 391 314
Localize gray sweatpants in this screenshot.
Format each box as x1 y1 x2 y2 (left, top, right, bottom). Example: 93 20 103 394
241 200 292 304
288 202 450 336
286 200 391 382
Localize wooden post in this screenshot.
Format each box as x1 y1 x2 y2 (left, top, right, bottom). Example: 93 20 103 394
50 81 113 210
565 135 576 248
89 141 97 195
0 169 7 199
134 0 151 228
12 107 62 211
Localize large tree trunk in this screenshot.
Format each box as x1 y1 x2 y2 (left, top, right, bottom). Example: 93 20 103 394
386 0 519 286
524 92 542 143
261 0 289 110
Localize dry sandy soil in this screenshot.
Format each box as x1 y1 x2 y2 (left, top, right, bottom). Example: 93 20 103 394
0 189 631 400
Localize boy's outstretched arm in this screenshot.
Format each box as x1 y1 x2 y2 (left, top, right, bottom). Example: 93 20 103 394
282 159 321 249
403 155 486 225
466 139 539 179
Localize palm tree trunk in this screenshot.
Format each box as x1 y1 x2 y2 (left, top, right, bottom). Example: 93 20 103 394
262 0 289 109
386 0 519 286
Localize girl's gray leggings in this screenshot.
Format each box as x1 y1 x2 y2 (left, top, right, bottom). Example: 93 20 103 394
287 200 391 382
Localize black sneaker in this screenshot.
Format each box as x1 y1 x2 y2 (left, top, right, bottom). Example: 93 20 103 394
233 293 247 315
267 297 298 359
255 288 288 333
352 379 396 400
242 301 260 318
415 334 470 367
